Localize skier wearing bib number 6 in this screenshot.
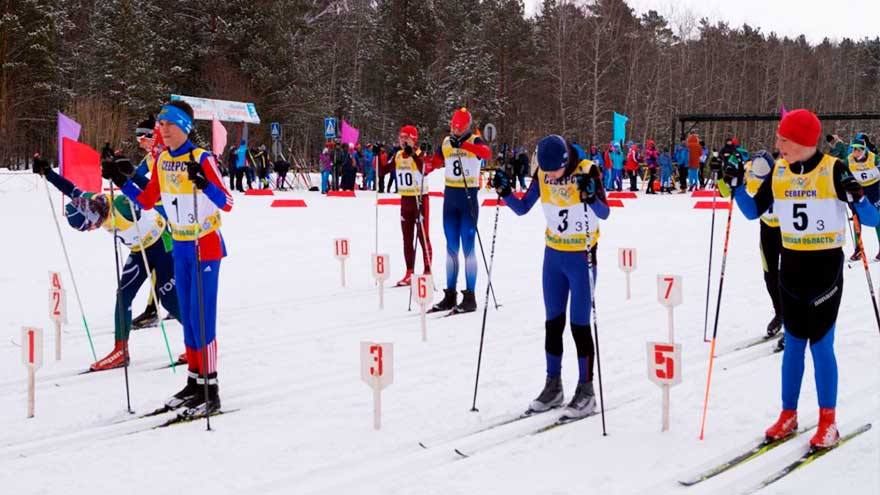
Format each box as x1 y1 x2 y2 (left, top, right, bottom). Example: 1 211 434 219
846 138 880 262
728 109 879 448
427 108 492 314
108 100 233 419
392 125 436 286
490 135 610 418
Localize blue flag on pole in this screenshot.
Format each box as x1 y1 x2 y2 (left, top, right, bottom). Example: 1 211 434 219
613 112 628 145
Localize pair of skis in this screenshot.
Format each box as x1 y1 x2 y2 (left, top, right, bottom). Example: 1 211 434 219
679 423 872 491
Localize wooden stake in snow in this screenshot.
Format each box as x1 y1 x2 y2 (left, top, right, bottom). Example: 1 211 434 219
372 254 389 309
618 248 637 300
334 238 350 288
650 274 683 432
21 327 44 418
360 342 394 430
48 271 67 361
413 275 434 342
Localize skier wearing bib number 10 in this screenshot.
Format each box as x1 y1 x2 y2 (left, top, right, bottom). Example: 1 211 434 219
490 135 610 418
428 108 492 314
392 125 436 286
728 109 879 448
107 100 233 419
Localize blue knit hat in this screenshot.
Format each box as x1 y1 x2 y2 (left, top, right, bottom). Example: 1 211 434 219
536 134 569 172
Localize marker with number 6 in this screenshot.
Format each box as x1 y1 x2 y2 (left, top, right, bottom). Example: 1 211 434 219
413 275 434 341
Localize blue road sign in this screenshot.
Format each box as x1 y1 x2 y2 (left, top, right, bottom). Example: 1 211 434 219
324 117 337 139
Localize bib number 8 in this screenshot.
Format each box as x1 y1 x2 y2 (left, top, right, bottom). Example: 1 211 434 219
452 159 462 177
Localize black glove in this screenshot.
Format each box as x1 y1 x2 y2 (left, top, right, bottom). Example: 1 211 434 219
840 171 864 202
404 144 414 157
101 158 134 188
449 136 461 149
575 174 597 204
33 157 50 176
187 160 210 190
722 157 744 190
491 170 512 197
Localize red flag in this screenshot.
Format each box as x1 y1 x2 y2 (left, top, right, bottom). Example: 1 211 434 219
62 138 101 193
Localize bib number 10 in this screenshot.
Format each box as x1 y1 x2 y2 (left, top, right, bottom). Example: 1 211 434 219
792 203 824 232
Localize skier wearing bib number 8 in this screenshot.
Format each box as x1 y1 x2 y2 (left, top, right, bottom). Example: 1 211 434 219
728 109 879 448
393 125 436 286
490 135 610 418
427 108 492 314
109 100 233 419
846 138 880 262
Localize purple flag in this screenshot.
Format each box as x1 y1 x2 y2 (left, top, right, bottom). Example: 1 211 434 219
780 104 788 118
57 112 81 175
340 119 359 145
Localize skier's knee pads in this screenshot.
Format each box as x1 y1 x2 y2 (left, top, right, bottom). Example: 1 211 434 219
544 315 566 355
571 323 595 359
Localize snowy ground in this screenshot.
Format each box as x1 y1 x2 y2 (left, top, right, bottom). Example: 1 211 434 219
1 172 878 495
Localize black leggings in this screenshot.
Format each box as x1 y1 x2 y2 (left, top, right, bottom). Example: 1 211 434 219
760 221 783 316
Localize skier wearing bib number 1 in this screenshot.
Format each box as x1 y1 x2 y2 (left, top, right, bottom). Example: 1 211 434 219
846 137 880 262
728 109 879 448
108 100 233 419
428 108 492 314
490 135 610 418
393 125 436 286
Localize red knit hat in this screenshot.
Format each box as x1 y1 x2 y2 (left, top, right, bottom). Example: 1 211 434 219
777 109 821 147
450 108 472 134
399 125 418 141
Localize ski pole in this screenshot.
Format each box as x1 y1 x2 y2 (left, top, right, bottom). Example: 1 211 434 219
126 197 177 370
108 183 133 413
582 194 606 435
469 189 502 412
699 198 735 440
460 172 500 308
703 179 718 343
851 213 880 333
192 185 212 431
42 176 97 361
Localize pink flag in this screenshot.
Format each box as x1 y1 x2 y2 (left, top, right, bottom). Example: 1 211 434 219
340 120 359 145
57 112 81 175
780 104 788 117
212 119 228 158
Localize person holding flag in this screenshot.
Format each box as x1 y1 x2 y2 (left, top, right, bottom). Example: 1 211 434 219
108 100 233 418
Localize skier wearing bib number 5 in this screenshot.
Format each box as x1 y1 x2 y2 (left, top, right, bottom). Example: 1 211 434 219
428 108 492 313
109 100 233 418
393 125 436 286
846 138 880 262
491 135 610 418
728 109 879 448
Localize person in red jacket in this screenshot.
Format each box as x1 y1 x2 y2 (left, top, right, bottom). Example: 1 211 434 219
393 125 436 286
687 133 703 191
625 143 641 192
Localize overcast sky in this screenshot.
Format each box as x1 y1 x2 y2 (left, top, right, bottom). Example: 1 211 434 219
522 0 875 44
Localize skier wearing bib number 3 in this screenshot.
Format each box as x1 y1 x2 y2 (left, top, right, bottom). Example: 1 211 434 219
728 109 879 449
428 108 492 313
491 135 610 418
392 125 435 286
108 100 234 419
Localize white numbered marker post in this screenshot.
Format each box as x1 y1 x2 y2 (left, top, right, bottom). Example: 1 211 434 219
413 275 434 341
654 274 683 432
372 254 390 309
618 248 638 299
21 327 44 418
334 238 351 287
360 342 394 430
48 271 67 360
647 342 682 432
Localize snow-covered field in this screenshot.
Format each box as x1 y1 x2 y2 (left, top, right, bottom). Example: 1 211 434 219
1 172 877 494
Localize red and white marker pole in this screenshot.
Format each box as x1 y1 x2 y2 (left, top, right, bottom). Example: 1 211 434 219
618 248 637 300
653 274 683 431
334 238 351 288
48 271 67 360
413 275 434 341
21 327 44 418
360 342 394 430
372 254 390 309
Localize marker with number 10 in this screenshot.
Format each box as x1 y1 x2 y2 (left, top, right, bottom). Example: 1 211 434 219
333 238 350 288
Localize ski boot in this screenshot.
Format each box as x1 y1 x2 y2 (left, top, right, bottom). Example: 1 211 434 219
131 302 158 329
563 382 597 419
528 375 564 413
451 290 477 314
89 341 129 371
810 408 839 448
766 314 782 337
395 270 413 287
180 373 221 419
164 373 199 410
765 409 798 440
849 249 863 262
177 352 188 365
428 289 458 313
